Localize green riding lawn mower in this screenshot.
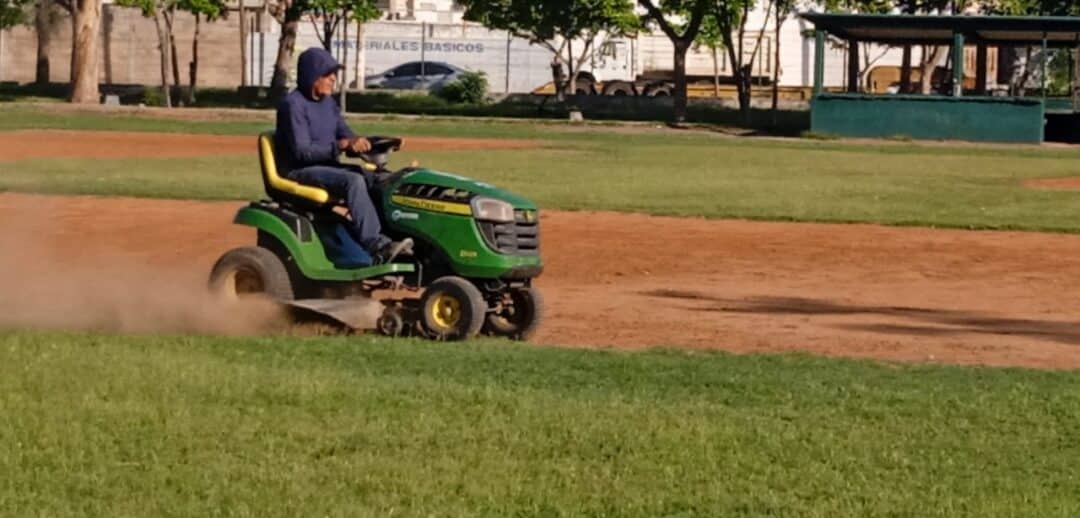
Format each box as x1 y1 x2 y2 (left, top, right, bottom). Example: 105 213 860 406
208 133 543 340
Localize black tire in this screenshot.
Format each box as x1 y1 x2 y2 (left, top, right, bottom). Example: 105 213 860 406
484 287 544 341
420 276 487 340
208 246 293 301
574 79 597 96
602 81 637 96
644 83 672 97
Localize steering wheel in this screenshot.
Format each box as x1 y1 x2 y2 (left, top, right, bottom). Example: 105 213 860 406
346 136 403 170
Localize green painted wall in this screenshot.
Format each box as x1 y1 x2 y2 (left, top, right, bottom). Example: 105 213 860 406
811 94 1045 143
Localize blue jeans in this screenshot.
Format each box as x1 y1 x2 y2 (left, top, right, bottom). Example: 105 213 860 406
286 164 385 251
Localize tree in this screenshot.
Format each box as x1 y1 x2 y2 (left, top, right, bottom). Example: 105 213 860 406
182 0 226 104
980 0 1080 95
68 0 101 103
304 0 378 106
116 0 177 106
33 0 61 84
0 0 30 28
239 0 246 86
113 0 222 106
700 0 772 124
459 0 638 102
307 0 376 51
268 0 378 102
638 0 711 123
269 0 301 100
770 0 796 117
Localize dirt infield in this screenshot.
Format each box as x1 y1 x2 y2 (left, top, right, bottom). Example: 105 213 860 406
0 130 541 161
1025 177 1080 190
3 191 1079 370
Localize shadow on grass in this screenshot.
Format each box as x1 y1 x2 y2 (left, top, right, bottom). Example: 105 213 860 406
643 289 1080 346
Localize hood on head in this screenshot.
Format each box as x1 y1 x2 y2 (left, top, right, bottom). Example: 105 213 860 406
297 47 342 98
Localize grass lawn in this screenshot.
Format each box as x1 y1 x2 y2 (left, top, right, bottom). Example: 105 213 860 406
2 330 1079 516
3 106 1080 515
3 106 1080 231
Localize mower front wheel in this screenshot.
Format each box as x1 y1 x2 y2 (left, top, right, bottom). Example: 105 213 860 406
484 287 543 341
208 246 294 301
420 276 486 340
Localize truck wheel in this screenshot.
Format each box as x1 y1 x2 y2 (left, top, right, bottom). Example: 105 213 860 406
208 246 294 301
644 84 672 97
602 81 637 96
484 287 544 341
574 79 597 95
420 276 487 340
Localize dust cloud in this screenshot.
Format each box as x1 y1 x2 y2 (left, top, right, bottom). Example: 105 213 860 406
0 195 287 336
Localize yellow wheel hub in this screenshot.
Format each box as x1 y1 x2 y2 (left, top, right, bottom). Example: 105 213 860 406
223 267 264 299
430 294 463 329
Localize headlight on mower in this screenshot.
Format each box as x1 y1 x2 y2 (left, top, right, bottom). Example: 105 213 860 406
471 197 515 223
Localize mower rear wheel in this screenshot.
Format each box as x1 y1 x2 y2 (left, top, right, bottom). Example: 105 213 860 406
208 246 294 301
420 276 486 340
484 287 544 341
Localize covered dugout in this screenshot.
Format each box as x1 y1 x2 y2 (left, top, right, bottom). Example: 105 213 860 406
800 13 1080 143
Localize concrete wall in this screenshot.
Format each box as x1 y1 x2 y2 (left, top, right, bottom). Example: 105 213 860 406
0 4 269 87
811 93 1044 143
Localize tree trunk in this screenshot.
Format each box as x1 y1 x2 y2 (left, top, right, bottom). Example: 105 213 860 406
355 20 363 90
339 13 347 109
735 11 752 124
900 45 911 93
551 57 566 102
152 8 172 108
69 0 101 104
35 0 53 85
322 14 333 51
566 39 575 96
164 6 180 103
920 46 948 95
567 37 593 98
712 46 720 98
271 4 300 101
1015 46 1033 96
67 4 77 82
673 40 689 124
738 64 751 123
239 0 247 86
188 13 200 104
771 14 782 113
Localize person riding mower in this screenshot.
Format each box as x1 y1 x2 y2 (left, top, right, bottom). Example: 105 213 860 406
208 53 544 340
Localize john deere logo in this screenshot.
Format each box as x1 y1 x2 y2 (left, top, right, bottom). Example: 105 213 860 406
522 211 536 223
391 210 419 222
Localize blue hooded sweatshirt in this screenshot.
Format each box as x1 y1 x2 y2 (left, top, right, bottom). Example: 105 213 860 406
275 47 357 172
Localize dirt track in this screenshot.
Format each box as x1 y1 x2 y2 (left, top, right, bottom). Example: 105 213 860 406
0 130 541 161
3 191 1079 370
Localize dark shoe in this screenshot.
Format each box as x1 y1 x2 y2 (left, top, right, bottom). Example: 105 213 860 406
374 237 414 264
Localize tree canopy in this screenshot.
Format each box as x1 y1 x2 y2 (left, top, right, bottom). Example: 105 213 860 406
0 0 31 29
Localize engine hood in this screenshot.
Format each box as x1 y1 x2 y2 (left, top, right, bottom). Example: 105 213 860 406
394 169 537 210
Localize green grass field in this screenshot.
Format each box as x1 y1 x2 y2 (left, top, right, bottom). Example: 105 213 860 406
3 330 1080 516
4 105 1080 515
4 105 1080 231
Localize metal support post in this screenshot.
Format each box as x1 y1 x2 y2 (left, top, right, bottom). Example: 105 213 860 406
1041 33 1048 102
813 30 825 97
952 32 964 96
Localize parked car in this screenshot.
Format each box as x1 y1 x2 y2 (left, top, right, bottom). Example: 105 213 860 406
365 62 467 91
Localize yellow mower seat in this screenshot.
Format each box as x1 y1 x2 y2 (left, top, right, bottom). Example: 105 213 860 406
258 132 331 206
